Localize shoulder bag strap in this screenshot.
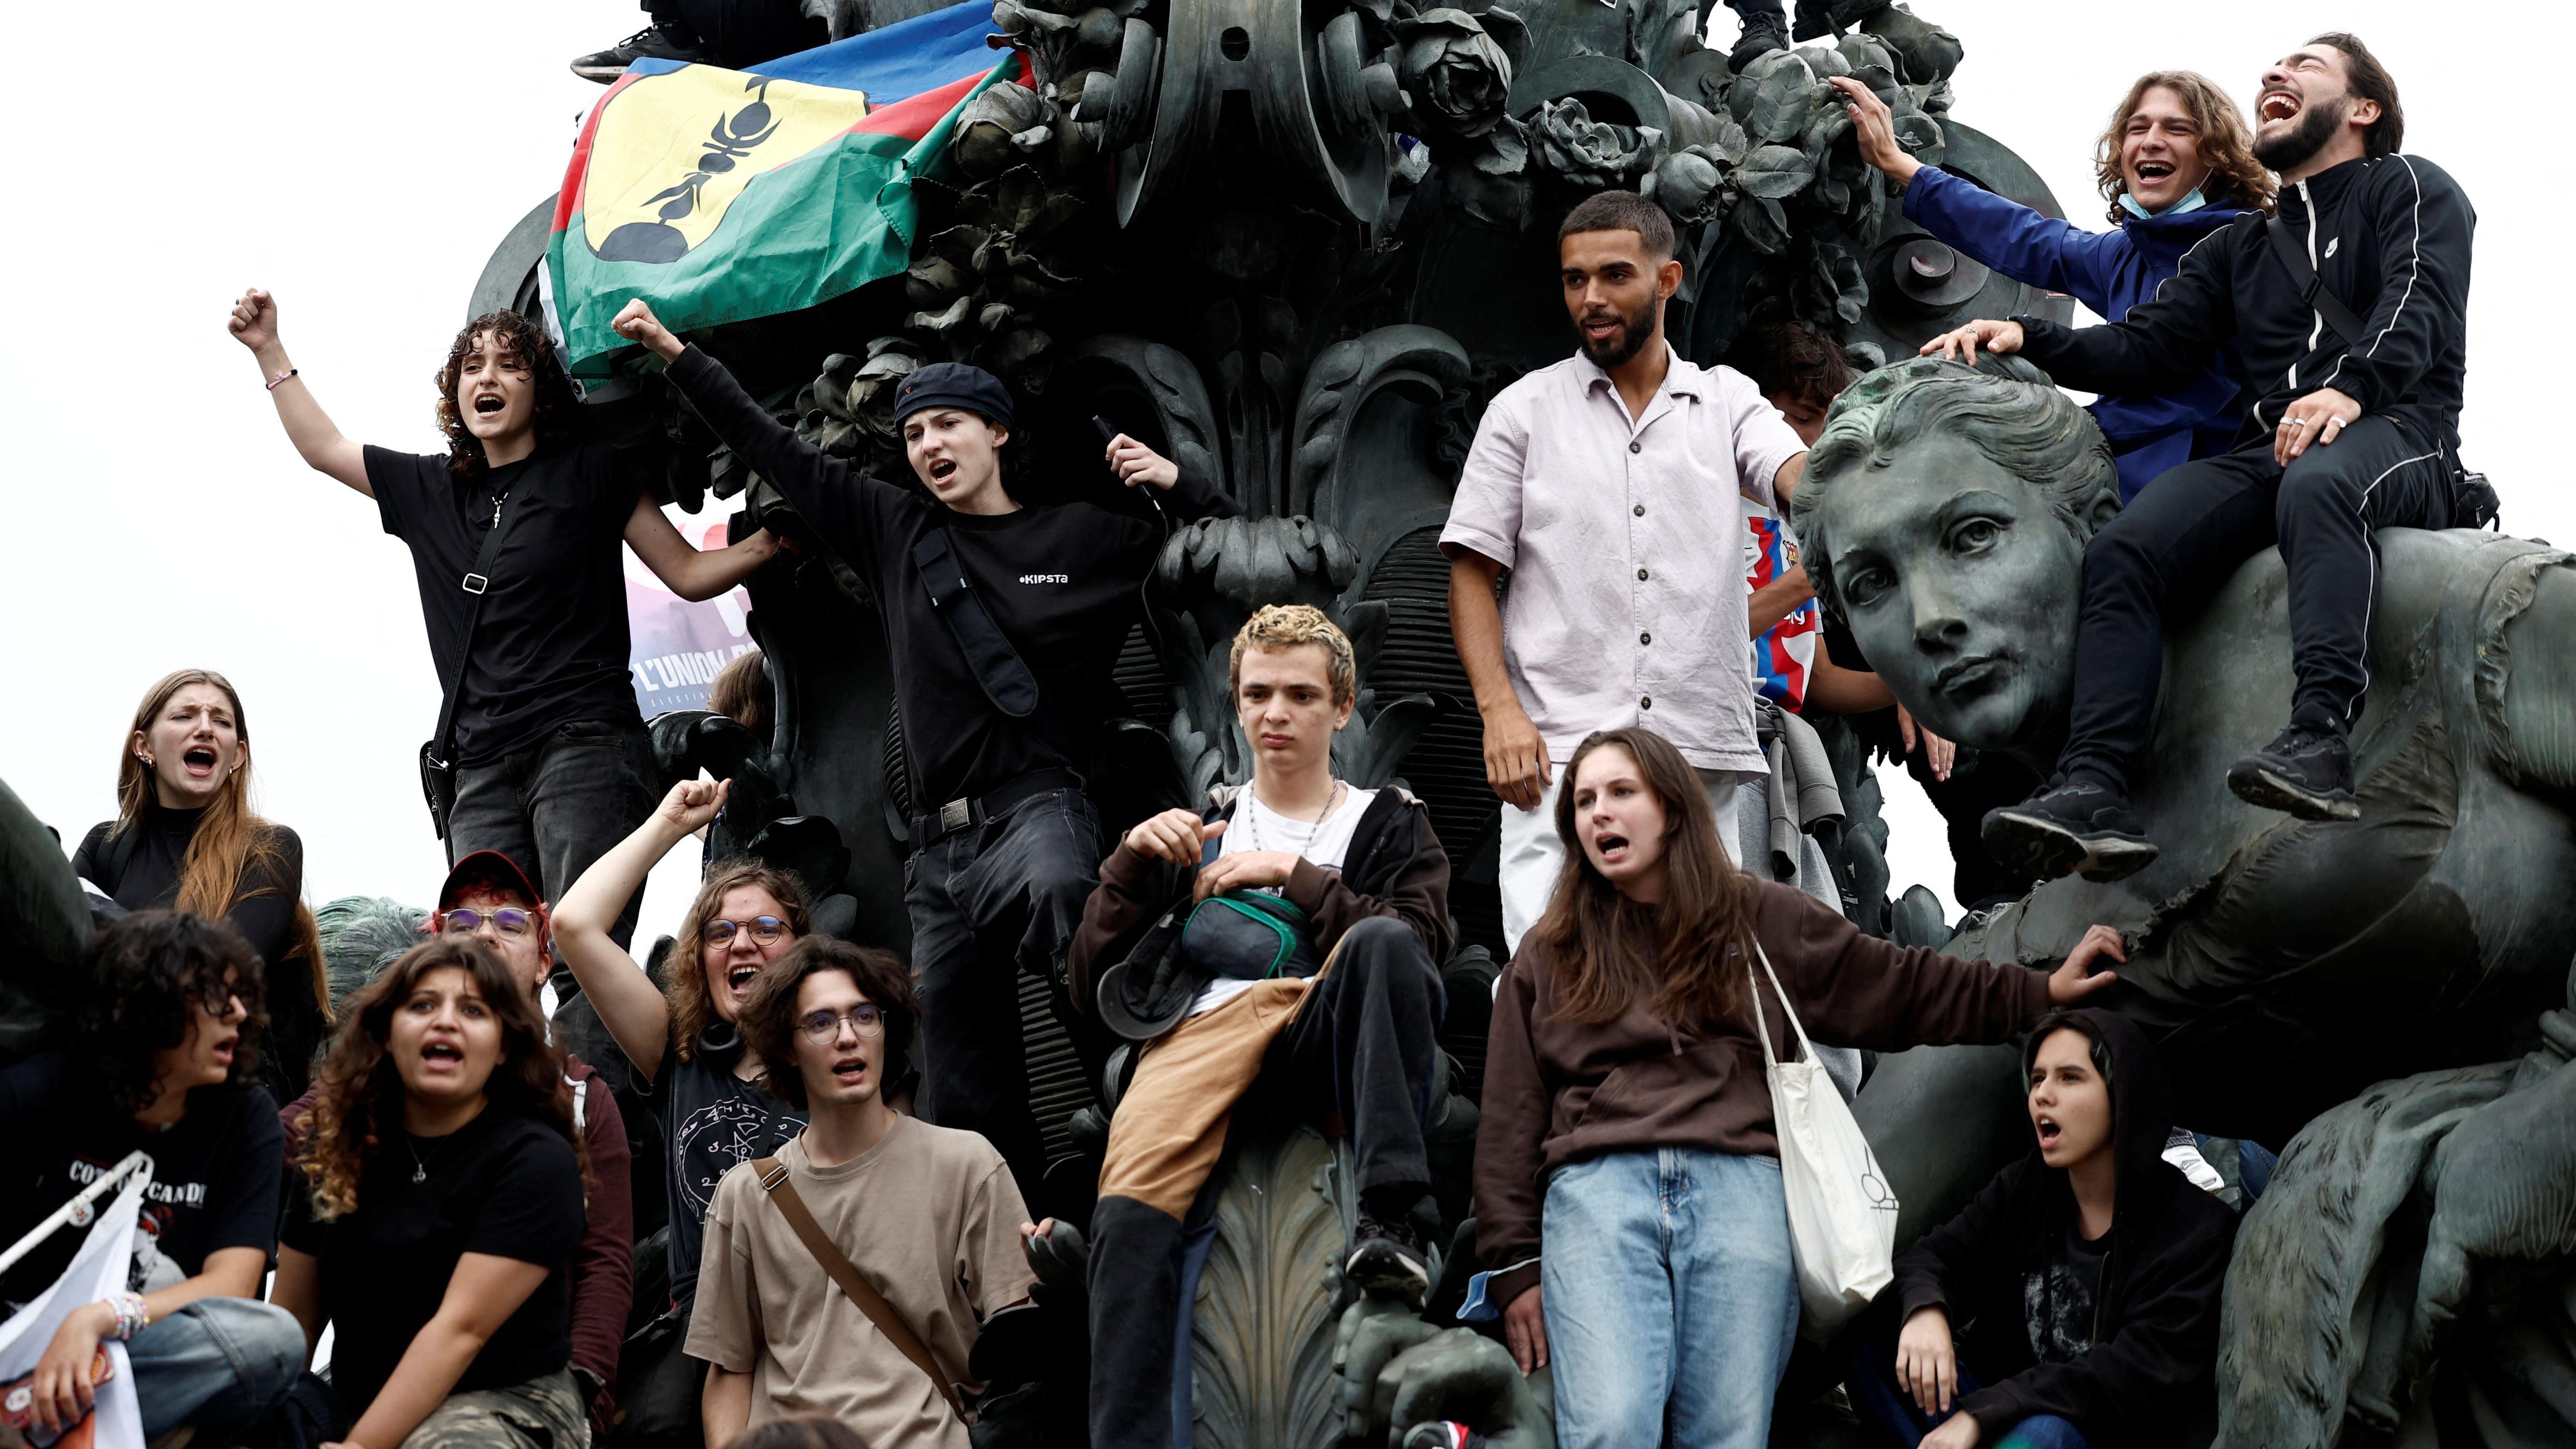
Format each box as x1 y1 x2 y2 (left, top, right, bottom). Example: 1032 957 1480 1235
911 525 1041 718
2263 215 2371 348
426 493 523 770
749 1156 967 1422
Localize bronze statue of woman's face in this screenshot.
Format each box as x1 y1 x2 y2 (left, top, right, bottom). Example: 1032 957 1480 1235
1813 434 2088 759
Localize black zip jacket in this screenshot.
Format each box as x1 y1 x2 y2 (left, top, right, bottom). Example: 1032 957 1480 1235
2015 153 2473 448
1890 1009 2238 1449
663 344 1241 810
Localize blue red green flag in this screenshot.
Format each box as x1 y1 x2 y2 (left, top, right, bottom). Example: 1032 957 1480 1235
545 0 1021 377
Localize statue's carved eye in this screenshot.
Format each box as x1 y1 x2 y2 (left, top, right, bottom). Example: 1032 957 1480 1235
1843 566 1892 607
1951 518 2002 553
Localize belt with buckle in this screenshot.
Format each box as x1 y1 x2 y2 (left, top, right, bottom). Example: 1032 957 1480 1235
907 767 1085 853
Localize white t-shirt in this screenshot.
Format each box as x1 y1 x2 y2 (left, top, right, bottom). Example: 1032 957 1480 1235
1187 784 1377 1018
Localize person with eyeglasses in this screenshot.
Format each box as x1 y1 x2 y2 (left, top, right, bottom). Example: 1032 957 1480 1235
276 850 637 1438
688 937 1032 1446
553 780 813 1324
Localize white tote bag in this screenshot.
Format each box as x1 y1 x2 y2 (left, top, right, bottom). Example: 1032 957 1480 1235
1747 946 1899 1333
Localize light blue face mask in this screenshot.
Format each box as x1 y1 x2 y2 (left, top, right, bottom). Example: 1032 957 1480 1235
2120 182 2212 220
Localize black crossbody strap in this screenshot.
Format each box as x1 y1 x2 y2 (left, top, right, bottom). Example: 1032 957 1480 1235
2264 215 2371 348
911 526 1040 719
427 496 523 769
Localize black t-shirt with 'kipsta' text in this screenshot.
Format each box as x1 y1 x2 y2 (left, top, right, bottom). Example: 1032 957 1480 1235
368 443 646 765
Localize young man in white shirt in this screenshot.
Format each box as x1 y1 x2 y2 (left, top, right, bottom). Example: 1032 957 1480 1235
1050 605 1453 1449
1443 190 1810 953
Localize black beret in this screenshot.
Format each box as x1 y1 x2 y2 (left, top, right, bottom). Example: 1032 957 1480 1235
894 362 1015 429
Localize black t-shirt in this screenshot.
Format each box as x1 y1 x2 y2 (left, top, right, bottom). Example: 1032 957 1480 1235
2023 1219 2109 1365
280 1104 585 1413
367 443 647 765
71 808 316 1102
643 1025 800 1310
664 346 1241 809
0 1053 284 1307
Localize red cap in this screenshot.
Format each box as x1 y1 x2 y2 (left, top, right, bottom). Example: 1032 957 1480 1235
438 850 545 915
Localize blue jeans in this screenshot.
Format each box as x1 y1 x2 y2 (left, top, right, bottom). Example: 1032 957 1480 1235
1541 1148 1800 1449
1846 1319 2092 1449
126 1297 305 1437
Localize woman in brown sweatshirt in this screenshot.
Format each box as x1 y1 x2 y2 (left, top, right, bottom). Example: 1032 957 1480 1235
1472 727 2126 1449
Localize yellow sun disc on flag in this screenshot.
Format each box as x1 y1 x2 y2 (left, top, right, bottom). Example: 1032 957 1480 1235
581 68 874 264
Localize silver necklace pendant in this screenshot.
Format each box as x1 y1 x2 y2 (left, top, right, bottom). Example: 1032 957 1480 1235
411 1163 428 1184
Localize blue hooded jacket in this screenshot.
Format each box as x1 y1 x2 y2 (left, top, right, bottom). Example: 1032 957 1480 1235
1902 166 2250 502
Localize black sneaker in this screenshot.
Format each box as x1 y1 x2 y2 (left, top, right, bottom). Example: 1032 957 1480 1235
1980 776 2158 884
1728 14 1790 71
1404 1425 1490 1449
571 24 705 83
2226 724 2361 821
1346 1212 1432 1308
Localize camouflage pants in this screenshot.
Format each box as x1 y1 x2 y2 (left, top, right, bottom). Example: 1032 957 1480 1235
400 1369 590 1449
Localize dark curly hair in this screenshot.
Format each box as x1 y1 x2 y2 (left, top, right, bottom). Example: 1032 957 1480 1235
80 911 267 1117
436 310 581 479
298 937 585 1219
739 937 916 1110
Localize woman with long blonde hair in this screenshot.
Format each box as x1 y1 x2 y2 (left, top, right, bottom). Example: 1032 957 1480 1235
1474 728 2130 1449
1831 68 2275 504
553 778 813 1315
74 669 329 1099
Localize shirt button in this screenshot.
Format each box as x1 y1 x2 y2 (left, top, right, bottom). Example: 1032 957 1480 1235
1633 503 1646 517
1636 567 1649 581
1641 695 1653 709
1640 632 1651 645
1629 441 1642 454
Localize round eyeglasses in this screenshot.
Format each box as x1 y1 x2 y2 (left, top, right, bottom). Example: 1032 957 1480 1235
797 1006 887 1041
437 907 535 939
707 915 789 946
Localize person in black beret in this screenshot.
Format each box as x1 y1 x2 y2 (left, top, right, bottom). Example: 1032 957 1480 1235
609 299 1242 1203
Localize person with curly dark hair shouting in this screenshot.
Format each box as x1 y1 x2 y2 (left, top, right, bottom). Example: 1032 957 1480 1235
272 936 593 1449
227 289 782 947
0 911 305 1443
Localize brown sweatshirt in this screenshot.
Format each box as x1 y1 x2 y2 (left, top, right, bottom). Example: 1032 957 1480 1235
1472 880 2053 1309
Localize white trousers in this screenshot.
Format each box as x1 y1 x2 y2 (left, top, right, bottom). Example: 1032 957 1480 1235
1498 766 1749 956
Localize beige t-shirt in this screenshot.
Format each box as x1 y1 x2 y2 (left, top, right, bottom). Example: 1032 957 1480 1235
684 1115 1036 1445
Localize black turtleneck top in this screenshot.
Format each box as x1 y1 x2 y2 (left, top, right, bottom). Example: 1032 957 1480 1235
72 802 313 1101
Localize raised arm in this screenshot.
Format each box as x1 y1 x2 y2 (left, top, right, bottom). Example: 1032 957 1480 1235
229 289 369 495
624 496 781 602
614 301 888 565
554 779 732 1080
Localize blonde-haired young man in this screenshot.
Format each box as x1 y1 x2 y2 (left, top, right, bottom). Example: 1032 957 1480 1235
1042 604 1453 1449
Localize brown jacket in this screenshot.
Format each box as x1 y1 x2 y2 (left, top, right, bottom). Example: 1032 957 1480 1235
1472 881 2052 1309
1068 786 1452 1017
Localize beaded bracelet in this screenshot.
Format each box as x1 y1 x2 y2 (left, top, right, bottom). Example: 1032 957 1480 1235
102 1290 149 1341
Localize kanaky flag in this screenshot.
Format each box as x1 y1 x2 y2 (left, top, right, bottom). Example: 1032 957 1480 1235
545 0 1024 376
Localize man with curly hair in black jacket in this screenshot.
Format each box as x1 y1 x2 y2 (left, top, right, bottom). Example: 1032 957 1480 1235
0 911 309 1441
227 289 782 947
1922 33 2476 883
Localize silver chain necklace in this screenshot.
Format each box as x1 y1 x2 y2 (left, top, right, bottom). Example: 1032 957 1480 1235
405 1132 456 1185
1246 779 1346 865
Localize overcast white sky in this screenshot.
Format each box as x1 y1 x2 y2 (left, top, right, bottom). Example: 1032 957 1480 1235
5 1 2562 943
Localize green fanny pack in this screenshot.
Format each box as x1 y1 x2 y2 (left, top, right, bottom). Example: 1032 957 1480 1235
1181 891 1321 982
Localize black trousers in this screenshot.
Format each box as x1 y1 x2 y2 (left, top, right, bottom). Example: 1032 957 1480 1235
2059 415 2454 794
1087 916 1447 1449
904 786 1099 1202
645 0 824 67
447 718 655 949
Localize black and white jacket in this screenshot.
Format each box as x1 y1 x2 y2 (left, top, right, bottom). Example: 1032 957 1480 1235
2015 153 2473 449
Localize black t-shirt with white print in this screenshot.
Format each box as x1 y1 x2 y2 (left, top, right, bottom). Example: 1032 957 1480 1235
643 1024 802 1310
0 1052 285 1307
